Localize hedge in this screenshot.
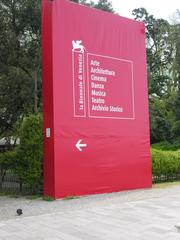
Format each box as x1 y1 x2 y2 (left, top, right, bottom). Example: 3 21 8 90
151 148 180 181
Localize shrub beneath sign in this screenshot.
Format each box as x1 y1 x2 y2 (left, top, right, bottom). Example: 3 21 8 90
15 114 43 192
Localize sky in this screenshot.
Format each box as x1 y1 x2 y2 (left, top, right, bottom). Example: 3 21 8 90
110 0 179 21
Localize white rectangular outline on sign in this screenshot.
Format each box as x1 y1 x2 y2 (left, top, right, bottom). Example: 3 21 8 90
87 53 135 120
72 50 86 118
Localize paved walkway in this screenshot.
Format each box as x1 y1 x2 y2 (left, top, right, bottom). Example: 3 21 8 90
1 185 180 239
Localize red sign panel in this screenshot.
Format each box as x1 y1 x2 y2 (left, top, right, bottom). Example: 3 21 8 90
42 0 152 199
87 53 134 119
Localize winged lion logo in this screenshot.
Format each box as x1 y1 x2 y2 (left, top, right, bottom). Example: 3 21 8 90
72 40 85 53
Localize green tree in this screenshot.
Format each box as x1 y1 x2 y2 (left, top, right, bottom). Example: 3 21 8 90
149 97 172 143
0 0 41 136
132 8 174 97
71 0 114 13
133 8 180 143
172 14 180 122
172 120 180 138
94 0 114 13
174 90 180 120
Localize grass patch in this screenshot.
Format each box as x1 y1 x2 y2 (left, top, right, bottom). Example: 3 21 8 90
26 194 42 200
42 196 55 201
0 192 21 198
0 192 6 196
0 193 51 201
153 181 180 189
63 195 81 200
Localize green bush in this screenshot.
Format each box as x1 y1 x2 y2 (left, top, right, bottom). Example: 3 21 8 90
151 148 180 180
152 139 180 151
0 150 17 168
172 120 180 138
15 114 43 191
0 150 17 189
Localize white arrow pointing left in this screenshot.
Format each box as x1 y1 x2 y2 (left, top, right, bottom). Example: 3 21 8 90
76 139 87 152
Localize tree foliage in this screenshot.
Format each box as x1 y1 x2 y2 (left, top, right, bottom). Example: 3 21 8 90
70 0 114 13
0 2 179 150
0 0 41 137
133 8 175 97
133 8 180 143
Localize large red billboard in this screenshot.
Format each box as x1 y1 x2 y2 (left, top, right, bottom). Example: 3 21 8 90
42 0 152 199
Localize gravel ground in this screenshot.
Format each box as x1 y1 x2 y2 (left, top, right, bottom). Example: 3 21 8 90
1 185 180 240
0 185 180 221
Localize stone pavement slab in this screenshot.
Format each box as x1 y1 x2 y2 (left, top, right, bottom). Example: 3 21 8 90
1 185 180 239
